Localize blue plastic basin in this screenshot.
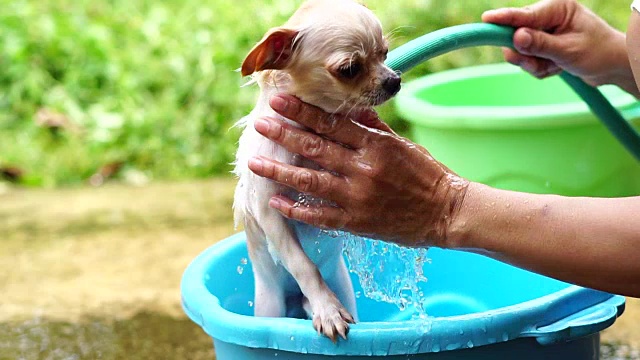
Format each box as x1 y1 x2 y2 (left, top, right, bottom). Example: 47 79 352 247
181 232 625 359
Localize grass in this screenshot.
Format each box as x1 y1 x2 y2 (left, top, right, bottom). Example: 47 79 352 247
0 0 633 187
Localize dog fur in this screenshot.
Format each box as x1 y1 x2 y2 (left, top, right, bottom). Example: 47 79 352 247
232 0 400 341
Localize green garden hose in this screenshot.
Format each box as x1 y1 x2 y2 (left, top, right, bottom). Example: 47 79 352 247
386 23 640 162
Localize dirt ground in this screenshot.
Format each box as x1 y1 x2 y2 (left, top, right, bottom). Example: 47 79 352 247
0 179 637 359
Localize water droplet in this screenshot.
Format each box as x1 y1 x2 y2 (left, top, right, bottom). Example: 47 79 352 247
419 319 431 333
248 301 254 307
502 332 509 341
506 203 511 208
355 291 362 298
290 336 295 341
240 257 248 265
446 343 460 351
467 340 474 348
431 343 440 353
237 266 244 274
459 329 464 335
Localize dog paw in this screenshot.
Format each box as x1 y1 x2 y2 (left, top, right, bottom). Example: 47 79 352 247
310 297 355 342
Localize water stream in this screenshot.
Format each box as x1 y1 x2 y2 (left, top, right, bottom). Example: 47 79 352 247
325 231 431 318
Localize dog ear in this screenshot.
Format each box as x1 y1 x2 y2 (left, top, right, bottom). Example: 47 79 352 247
241 28 299 77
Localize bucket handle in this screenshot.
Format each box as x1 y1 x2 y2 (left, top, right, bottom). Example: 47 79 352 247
386 23 640 161
519 296 623 345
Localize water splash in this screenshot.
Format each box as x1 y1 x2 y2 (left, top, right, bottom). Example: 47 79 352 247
294 193 331 208
337 231 430 317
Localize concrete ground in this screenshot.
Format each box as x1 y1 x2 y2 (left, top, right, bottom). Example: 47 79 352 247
0 179 637 359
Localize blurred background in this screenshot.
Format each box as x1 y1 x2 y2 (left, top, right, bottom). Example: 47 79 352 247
0 0 638 359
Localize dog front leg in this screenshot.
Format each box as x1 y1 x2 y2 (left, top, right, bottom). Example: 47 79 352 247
260 211 354 342
325 255 359 322
245 214 287 317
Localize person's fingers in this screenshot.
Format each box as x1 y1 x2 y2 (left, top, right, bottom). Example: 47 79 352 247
501 48 563 79
269 94 375 149
248 156 348 202
254 116 357 175
512 28 569 62
541 64 563 78
268 195 351 230
520 57 562 79
482 0 568 30
353 109 395 134
502 47 526 66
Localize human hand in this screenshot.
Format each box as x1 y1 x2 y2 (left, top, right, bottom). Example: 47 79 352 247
482 0 631 91
247 94 469 248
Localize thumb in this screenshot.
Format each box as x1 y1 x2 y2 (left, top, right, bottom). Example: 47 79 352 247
512 27 566 62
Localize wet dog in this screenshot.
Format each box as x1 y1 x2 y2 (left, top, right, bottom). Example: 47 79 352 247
232 0 400 341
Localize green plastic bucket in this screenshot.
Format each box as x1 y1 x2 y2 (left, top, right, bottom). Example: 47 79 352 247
395 63 640 196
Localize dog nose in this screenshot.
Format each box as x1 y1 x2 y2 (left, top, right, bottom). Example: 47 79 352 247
382 74 401 95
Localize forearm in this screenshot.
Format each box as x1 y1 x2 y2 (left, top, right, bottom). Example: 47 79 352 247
449 182 640 297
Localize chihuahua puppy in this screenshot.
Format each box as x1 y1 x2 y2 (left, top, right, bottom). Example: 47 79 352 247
233 0 400 342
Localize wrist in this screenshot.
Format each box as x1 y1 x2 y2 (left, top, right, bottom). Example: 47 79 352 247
415 171 470 249
598 30 639 96
437 179 479 250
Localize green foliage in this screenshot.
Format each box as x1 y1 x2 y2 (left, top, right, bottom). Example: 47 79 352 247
0 0 631 187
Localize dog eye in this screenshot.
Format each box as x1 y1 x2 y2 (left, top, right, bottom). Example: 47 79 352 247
338 63 362 79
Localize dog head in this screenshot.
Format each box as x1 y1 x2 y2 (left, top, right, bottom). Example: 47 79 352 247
241 0 400 113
